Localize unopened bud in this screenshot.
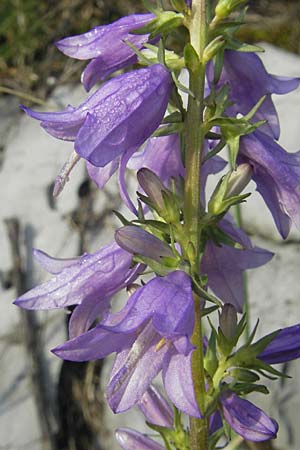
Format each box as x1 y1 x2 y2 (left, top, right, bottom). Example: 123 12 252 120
226 163 252 198
115 226 174 261
116 428 165 450
219 303 237 341
215 0 247 20
203 36 225 63
138 385 174 428
137 168 167 211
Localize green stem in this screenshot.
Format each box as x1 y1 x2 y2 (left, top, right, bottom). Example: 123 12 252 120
184 1 209 449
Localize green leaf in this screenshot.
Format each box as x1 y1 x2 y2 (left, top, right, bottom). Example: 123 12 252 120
226 38 265 53
184 43 201 73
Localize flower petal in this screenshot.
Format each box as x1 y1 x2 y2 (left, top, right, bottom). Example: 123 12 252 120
221 391 278 442
116 428 165 450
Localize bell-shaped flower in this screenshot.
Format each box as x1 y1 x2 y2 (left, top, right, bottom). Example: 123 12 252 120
238 130 300 239
220 390 278 442
52 270 196 414
258 324 300 365
201 216 273 312
56 14 154 91
207 50 300 139
116 428 165 450
14 242 139 311
21 64 172 169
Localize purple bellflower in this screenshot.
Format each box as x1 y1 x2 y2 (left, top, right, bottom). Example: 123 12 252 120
220 390 278 441
116 428 165 450
21 64 172 169
56 13 155 91
14 242 144 339
238 130 300 238
52 270 197 414
258 324 300 364
207 50 300 139
201 216 273 311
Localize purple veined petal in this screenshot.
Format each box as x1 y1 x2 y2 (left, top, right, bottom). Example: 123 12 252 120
162 350 201 418
118 146 139 215
52 324 136 361
201 238 273 312
258 324 300 364
81 53 138 92
21 104 84 141
116 428 165 450
102 271 194 339
220 391 278 442
56 14 154 60
75 65 173 167
68 295 111 339
128 134 185 183
115 226 174 261
14 242 133 310
138 385 174 428
239 130 300 238
86 158 120 189
32 248 81 274
107 322 170 413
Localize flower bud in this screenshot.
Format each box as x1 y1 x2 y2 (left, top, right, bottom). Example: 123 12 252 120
115 226 174 261
116 428 164 450
219 303 237 341
203 36 225 64
226 163 252 198
215 0 247 20
138 385 174 428
137 168 167 211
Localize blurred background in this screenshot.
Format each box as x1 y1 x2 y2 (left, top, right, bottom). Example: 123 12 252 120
0 1 300 450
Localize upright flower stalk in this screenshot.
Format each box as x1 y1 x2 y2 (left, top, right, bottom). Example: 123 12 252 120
184 1 209 449
15 1 300 449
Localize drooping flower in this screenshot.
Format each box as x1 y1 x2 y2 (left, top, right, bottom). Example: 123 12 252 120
207 50 300 139
21 64 172 169
52 270 196 414
201 216 273 311
238 130 300 238
116 428 165 450
258 324 300 365
56 14 155 91
220 390 278 441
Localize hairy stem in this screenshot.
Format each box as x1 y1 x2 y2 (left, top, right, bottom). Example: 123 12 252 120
184 1 209 449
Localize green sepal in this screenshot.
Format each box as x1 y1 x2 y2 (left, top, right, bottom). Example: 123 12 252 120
171 71 195 97
133 255 178 276
205 325 219 377
132 11 184 38
133 218 170 235
141 44 185 71
229 368 260 383
161 189 181 224
213 47 224 84
250 329 280 355
209 428 225 450
152 123 184 138
145 422 173 450
170 0 188 13
192 277 222 306
112 210 132 226
232 382 269 396
202 305 220 317
162 111 183 124
203 35 225 63
253 359 290 379
206 225 245 250
226 38 265 53
208 171 250 216
217 327 234 357
210 115 266 167
215 0 247 20
142 0 161 14
184 43 201 74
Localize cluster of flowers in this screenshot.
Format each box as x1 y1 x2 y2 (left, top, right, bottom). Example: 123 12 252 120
16 1 300 448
